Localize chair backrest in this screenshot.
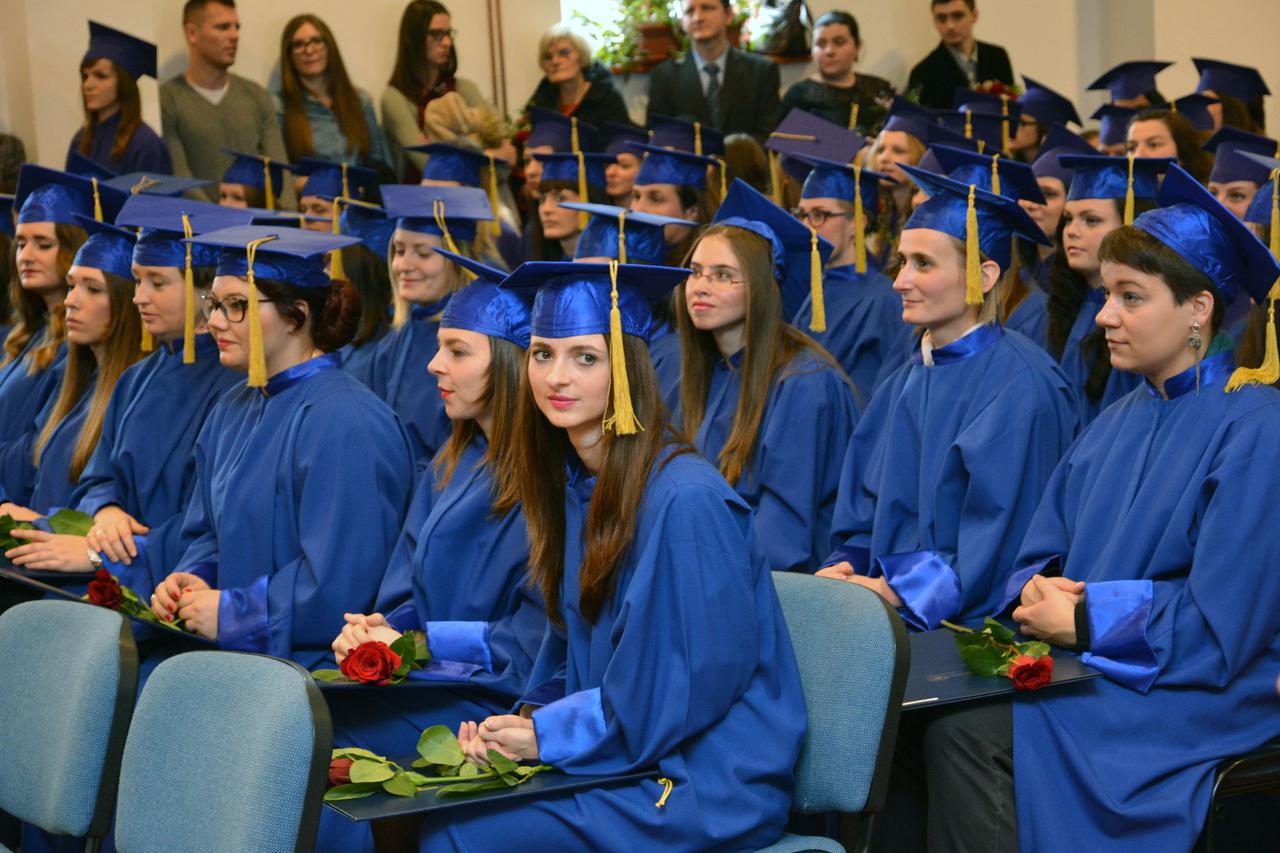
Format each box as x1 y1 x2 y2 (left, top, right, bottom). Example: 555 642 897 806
772 572 910 815
0 599 137 837
114 651 332 853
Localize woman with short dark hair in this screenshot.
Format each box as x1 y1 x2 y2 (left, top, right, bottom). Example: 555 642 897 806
781 11 894 135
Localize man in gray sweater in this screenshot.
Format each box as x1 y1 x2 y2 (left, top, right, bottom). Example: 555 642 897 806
161 0 292 204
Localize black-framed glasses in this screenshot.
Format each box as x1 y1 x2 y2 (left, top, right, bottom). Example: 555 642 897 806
201 293 276 324
791 208 853 227
687 264 745 287
427 28 457 42
289 36 326 53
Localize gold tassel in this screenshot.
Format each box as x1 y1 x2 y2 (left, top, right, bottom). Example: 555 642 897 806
1000 94 1010 156
340 162 350 200
434 200 475 281
570 117 580 154
1270 168 1279 256
616 209 628 263
603 259 641 435
976 139 986 155
990 154 1001 196
853 164 866 274
769 150 783 206
486 153 502 239
91 177 103 222
330 198 347 283
181 213 196 364
245 236 278 387
129 176 159 195
715 158 728 204
1123 151 1136 225
139 323 154 352
694 122 703 156
654 777 674 808
1225 278 1280 391
965 184 983 305
263 158 275 211
808 227 825 332
964 110 973 140
576 151 589 231
848 103 860 131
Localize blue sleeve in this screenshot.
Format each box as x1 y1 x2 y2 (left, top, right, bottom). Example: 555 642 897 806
71 372 130 516
517 620 569 710
824 385 892 565
372 465 438 617
174 427 221 578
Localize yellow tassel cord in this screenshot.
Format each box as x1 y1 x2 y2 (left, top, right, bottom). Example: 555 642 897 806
965 184 983 305
990 154 1002 197
263 158 275 211
433 200 475 282
603 259 641 435
964 110 973 140
486 153 502 238
91 177 103 222
976 139 986 155
1000 95 1011 156
808 227 826 332
340 162 350 201
694 122 703 156
1225 168 1280 391
576 151 589 231
129 176 160 196
853 164 867 274
329 198 347 283
654 777 674 808
181 214 196 363
1123 151 1136 225
848 102 860 131
715 158 728 205
570 117 580 154
245 236 278 388
768 149 784 206
616 209 628 263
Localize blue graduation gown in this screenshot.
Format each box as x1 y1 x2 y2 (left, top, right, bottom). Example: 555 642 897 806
26 370 95 513
686 347 859 573
648 322 682 414
66 113 172 176
71 335 239 593
794 264 911 400
825 324 1079 630
1060 288 1141 423
994 352 1280 852
338 333 384 388
361 303 451 467
0 325 65 445
1005 284 1048 349
175 354 415 669
420 450 806 852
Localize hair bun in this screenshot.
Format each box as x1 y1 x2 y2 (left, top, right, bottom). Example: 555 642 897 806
313 278 363 352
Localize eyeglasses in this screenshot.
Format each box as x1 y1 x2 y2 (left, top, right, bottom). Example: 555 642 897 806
687 264 745 287
427 28 457 42
201 293 276 324
289 36 326 53
791 208 853 227
542 46 575 63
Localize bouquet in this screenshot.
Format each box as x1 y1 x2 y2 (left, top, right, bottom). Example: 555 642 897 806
942 618 1055 690
311 634 432 686
82 569 189 632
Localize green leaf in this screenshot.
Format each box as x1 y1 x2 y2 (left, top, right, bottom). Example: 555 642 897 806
332 747 384 761
311 669 347 682
47 508 94 537
403 771 430 786
349 759 395 784
416 725 465 768
382 771 420 797
458 761 482 777
1016 641 1052 658
323 782 382 801
412 630 431 666
954 633 1014 677
435 778 512 797
982 618 1016 644
486 750 520 784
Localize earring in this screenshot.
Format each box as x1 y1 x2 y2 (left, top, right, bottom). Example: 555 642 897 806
1190 320 1203 393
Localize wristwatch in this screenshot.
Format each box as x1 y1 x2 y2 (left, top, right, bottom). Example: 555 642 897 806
86 548 103 570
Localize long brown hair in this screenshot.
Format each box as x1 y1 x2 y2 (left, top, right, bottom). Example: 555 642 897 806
504 333 685 626
34 269 143 482
278 15 372 160
388 0 458 102
1130 109 1214 185
677 223 847 486
78 59 142 166
4 222 86 372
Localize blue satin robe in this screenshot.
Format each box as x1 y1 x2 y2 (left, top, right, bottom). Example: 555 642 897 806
648 322 682 414
1006 284 1048 349
26 370 96 512
0 328 67 501
1060 288 1141 423
825 324 1079 630
420 450 806 852
686 348 859 572
361 303 451 467
72 335 239 593
794 264 911 400
995 352 1280 852
174 354 415 669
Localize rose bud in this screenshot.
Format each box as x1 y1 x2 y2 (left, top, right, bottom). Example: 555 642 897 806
328 757 354 787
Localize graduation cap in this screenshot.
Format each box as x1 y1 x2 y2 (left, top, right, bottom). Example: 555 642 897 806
70 215 137 282
1031 123 1097 191
1090 103 1137 148
629 142 721 193
1203 127 1280 186
411 143 506 237
1240 151 1280 230
433 248 532 348
248 210 328 228
712 178 834 331
562 202 695 265
380 184 492 258
925 122 979 151
106 173 211 197
526 107 599 152
16 164 126 226
899 163 1051 303
1019 76 1081 127
764 109 866 206
882 98 938 144
648 113 725 156
532 152 611 188
66 151 118 181
0 195 14 238
294 158 377 202
220 149 294 210
929 144 1045 204
189 225 361 385
337 199 395 258
84 21 157 81
937 110 1014 156
1193 58 1271 101
1087 61 1173 102
788 155 892 274
1165 93 1218 132
501 260 691 433
603 122 648 158
953 88 1024 124
1060 154 1173 224
916 148 944 176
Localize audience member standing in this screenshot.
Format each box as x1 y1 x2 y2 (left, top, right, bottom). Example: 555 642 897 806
160 0 291 205
646 0 782 143
781 12 894 135
907 0 1013 109
523 24 630 130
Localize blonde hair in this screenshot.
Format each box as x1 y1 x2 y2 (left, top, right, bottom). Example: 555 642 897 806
537 24 593 72
388 232 475 328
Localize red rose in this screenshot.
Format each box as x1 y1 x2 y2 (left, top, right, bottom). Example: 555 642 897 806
1008 654 1054 691
86 569 124 610
328 757 354 787
339 641 402 685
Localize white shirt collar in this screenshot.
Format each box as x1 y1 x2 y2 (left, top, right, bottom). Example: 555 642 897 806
920 322 983 367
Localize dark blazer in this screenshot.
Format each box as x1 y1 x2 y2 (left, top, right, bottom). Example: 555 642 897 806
907 40 1014 109
646 47 782 144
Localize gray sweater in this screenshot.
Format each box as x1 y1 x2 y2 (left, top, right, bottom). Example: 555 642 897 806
160 73 293 205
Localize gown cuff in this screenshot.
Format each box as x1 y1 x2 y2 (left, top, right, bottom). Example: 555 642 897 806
873 550 962 631
217 575 271 654
425 620 492 669
822 544 870 574
532 687 606 766
996 556 1061 614
384 600 418 633
99 534 150 593
518 677 567 711
1079 580 1158 693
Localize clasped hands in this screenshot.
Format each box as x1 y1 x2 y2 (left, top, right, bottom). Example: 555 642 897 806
1013 574 1084 647
150 572 220 639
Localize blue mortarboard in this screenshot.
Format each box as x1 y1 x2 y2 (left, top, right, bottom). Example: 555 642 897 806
106 173 211 197
1060 154 1172 209
66 151 118 181
792 155 891 273
1203 127 1279 185
70 215 136 281
532 152 611 188
648 113 725 156
930 144 1045 204
411 143 490 187
1087 61 1173 102
117 194 256 269
337 199 395 258
917 148 944 176
926 122 978 151
1019 76 1081 127
1194 58 1271 101
1031 123 1097 190
937 110 1015 155
220 149 293 207
952 89 1024 124
294 158 377 202
0 195 14 238
1091 103 1138 148
603 123 647 157
765 109 867 198
434 248 532 347
882 98 937 143
900 163 1051 285
562 202 695 265
248 210 328 228
1244 172 1276 229
380 184 492 244
1166 93 1219 132
15 165 126 226
84 21 156 81
526 107 598 152
630 142 719 190
1134 163 1279 307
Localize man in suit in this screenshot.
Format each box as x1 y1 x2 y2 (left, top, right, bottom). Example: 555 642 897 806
646 0 782 144
907 0 1014 109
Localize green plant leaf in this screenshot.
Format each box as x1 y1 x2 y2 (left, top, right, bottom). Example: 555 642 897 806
332 747 384 761
382 771 420 798
349 759 395 784
403 771 430 786
416 725 464 767
435 778 512 797
954 633 1014 677
487 750 520 785
1016 641 1052 658
323 782 382 801
458 761 482 777
311 669 347 682
982 618 1016 644
47 508 94 537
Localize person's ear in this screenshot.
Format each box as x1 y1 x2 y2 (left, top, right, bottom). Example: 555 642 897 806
285 300 311 335
979 258 1001 295
1189 290 1214 330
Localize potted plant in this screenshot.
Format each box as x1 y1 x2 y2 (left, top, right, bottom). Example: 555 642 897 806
574 0 687 75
